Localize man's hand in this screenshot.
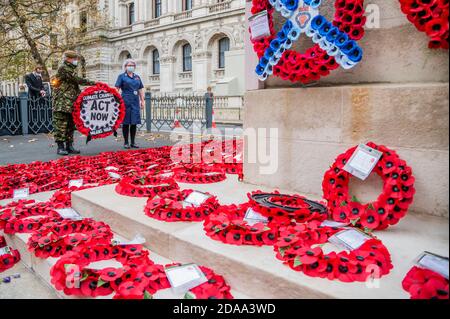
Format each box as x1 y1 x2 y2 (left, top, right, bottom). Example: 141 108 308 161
140 100 145 109
40 90 46 97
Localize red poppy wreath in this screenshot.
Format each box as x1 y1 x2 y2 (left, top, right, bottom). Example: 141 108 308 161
248 191 329 226
173 164 227 184
27 219 114 259
402 266 449 299
115 174 179 198
322 142 415 231
274 220 393 283
399 0 449 49
0 200 62 234
204 203 279 246
113 263 234 299
144 189 220 222
0 238 20 273
50 244 152 297
250 0 366 83
73 82 125 142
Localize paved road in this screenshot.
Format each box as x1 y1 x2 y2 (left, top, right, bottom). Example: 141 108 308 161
0 124 242 165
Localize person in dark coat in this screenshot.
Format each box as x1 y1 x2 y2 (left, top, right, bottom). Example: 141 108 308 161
115 59 145 149
25 65 46 99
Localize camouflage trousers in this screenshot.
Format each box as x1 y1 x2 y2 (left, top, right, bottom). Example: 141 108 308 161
52 111 75 143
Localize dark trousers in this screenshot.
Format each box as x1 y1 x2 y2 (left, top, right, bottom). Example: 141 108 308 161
122 124 137 145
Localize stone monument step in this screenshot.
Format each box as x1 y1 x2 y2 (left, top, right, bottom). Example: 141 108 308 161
70 178 449 299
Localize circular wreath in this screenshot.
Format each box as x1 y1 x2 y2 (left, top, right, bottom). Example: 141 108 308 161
322 142 415 230
115 174 179 198
250 0 366 83
248 191 328 225
0 237 20 273
0 200 62 234
402 266 449 299
203 203 279 246
173 164 227 184
49 183 103 208
399 0 449 49
27 219 114 259
274 220 393 282
73 82 126 140
50 243 152 297
144 189 220 222
0 182 38 201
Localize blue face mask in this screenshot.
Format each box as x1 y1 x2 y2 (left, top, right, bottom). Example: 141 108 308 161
126 66 135 73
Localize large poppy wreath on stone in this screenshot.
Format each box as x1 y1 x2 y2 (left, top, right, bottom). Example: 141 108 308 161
322 142 415 231
73 83 125 142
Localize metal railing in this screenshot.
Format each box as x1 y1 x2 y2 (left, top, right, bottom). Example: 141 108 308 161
209 1 232 13
0 92 242 136
142 93 212 132
0 96 21 136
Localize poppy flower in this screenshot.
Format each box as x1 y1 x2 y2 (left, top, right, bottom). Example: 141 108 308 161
99 267 125 282
297 247 323 265
226 231 244 245
360 211 381 230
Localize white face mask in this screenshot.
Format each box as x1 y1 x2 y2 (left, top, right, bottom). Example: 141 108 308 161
72 60 79 67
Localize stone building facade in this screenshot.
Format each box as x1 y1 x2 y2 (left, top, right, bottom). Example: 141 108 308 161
80 0 246 95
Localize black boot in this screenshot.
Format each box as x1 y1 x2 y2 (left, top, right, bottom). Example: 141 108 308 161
66 142 80 154
57 142 69 156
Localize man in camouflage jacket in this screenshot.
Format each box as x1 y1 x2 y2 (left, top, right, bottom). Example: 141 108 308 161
52 50 95 156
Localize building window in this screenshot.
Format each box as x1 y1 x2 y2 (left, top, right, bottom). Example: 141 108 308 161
128 2 135 25
218 37 230 69
154 0 161 18
152 49 160 74
126 53 132 59
182 44 192 72
183 0 192 11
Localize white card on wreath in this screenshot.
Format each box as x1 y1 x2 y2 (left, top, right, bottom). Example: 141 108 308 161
68 179 84 188
105 166 119 171
112 234 146 246
344 144 383 180
184 191 211 207
329 229 371 251
244 208 268 226
165 263 207 294
13 188 29 199
108 172 122 179
56 208 83 220
416 252 449 279
321 220 349 228
249 10 271 40
0 247 11 256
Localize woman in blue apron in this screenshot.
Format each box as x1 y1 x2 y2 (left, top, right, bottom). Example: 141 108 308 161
115 59 144 149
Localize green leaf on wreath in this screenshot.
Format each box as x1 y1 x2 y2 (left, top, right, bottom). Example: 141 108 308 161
144 291 153 299
340 201 347 207
351 196 361 203
279 247 288 258
97 278 107 287
293 257 303 268
263 227 271 232
363 227 373 235
139 177 146 185
367 203 375 210
80 272 89 282
350 218 360 226
184 292 197 299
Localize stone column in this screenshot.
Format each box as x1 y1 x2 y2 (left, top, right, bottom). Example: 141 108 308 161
192 52 211 93
159 56 176 92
